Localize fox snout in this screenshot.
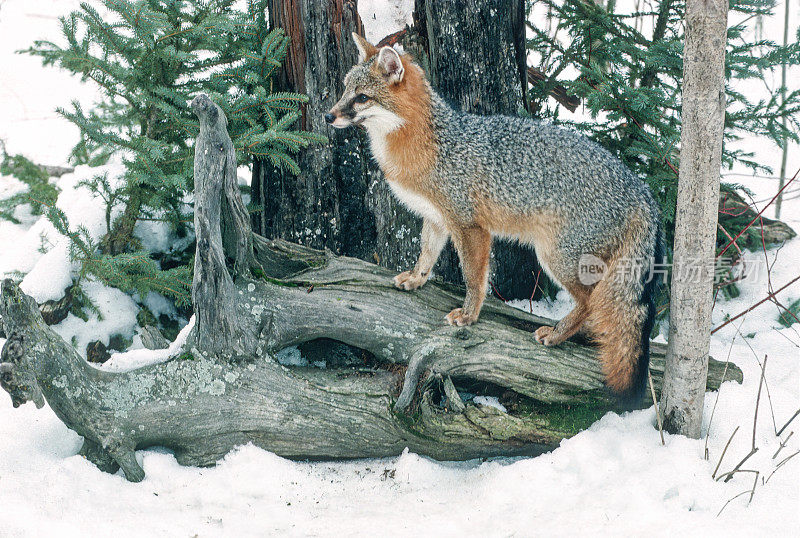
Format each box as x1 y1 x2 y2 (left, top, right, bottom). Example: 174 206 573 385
324 105 357 129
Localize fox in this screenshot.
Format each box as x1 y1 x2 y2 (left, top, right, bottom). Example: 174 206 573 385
326 33 664 409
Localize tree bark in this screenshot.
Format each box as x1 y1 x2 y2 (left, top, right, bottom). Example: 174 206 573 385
0 96 741 481
661 0 728 438
253 0 551 300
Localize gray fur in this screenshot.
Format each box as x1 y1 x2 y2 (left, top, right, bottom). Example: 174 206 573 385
427 93 660 284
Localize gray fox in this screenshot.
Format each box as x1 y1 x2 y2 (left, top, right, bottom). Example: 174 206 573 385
326 34 663 407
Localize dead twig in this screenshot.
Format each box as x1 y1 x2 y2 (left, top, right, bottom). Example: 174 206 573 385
648 368 665 446
711 275 800 334
717 167 798 258
731 324 783 437
705 322 739 460
777 408 799 437
763 450 800 484
716 468 758 482
712 426 740 480
528 268 543 314
752 356 767 451
721 356 767 483
717 490 751 517
747 471 759 505
772 431 793 459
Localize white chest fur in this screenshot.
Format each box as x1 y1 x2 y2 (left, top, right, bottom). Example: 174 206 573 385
387 180 444 224
364 106 405 173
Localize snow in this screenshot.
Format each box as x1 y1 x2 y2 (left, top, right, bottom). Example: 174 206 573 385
13 162 126 302
508 288 576 322
141 290 180 322
101 315 195 373
0 0 798 536
48 279 139 360
358 0 414 44
275 345 307 367
275 347 328 369
0 0 98 165
18 241 74 303
473 395 508 413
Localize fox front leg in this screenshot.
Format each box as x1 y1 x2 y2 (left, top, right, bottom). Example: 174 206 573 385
446 226 491 326
394 219 449 291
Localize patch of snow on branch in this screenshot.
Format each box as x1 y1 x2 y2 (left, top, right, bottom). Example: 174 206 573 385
8 162 126 302
52 279 140 358
100 315 195 373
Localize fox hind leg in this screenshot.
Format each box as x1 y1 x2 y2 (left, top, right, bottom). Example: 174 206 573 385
534 283 591 346
534 303 589 346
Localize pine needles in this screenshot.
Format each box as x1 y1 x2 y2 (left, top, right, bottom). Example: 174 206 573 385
5 0 324 318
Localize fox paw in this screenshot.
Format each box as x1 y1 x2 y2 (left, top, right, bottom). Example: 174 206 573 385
394 271 427 291
534 325 558 346
446 308 477 326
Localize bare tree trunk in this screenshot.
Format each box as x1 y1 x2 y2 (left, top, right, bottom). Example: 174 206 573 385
775 0 791 220
660 0 728 438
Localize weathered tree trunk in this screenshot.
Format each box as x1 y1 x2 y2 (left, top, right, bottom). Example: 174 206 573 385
0 96 741 482
253 0 550 300
661 0 728 438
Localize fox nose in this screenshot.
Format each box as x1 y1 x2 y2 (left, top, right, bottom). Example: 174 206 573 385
324 113 336 124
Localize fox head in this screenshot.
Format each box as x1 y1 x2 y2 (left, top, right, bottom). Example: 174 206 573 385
325 33 426 135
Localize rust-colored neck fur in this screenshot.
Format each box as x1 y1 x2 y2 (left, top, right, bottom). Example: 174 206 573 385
381 57 436 187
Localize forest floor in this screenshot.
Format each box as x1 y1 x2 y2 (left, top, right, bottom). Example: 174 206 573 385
0 0 798 536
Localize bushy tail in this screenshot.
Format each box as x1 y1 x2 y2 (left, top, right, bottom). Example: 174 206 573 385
589 221 663 407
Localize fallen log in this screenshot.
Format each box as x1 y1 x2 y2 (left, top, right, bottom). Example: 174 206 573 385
0 95 742 482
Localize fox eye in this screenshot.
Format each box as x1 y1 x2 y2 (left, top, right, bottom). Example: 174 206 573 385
354 93 370 104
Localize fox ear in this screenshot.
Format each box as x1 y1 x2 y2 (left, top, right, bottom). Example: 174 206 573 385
376 46 404 84
352 32 377 63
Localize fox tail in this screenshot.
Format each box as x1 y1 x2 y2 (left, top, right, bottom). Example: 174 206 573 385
589 219 663 407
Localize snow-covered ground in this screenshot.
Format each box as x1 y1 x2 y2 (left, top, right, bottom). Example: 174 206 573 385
0 1 798 536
